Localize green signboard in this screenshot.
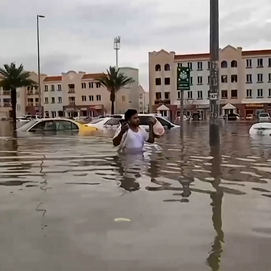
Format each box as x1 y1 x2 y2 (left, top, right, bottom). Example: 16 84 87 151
177 65 190 91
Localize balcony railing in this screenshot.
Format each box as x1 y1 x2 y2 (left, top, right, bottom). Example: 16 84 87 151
3 102 11 107
27 91 33 95
27 102 34 106
35 91 39 95
3 90 11 95
68 89 75 93
164 99 170 105
68 101 76 106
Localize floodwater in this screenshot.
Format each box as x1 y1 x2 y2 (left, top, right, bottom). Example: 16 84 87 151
1 121 271 271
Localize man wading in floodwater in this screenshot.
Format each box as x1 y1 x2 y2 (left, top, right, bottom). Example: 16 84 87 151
113 109 156 153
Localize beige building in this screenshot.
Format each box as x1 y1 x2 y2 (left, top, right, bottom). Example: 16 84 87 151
138 85 149 113
149 45 271 120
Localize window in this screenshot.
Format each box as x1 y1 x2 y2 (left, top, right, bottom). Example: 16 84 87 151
188 62 192 70
155 64 161 71
57 84 61 91
69 97 75 103
96 95 101 101
155 78 161 85
35 98 39 103
82 83 86 89
269 58 271 67
246 74 252 83
231 60 237 67
155 92 161 100
190 77 193 85
197 91 203 99
96 83 101 88
82 95 86 101
55 120 79 131
231 75 238 83
89 82 94 88
162 77 170 86
188 91 193 99
246 89 252 98
122 95 125 102
164 64 170 71
197 76 203 85
44 85 48 92
177 92 181 99
104 118 121 126
208 76 210 85
268 73 271 82
197 62 203 70
257 58 263 67
269 89 271 97
58 97 62 103
221 90 228 99
51 97 55 104
221 61 227 68
68 84 75 93
246 59 252 68
221 75 227 83
51 85 55 91
208 61 210 70
44 97 48 104
89 95 94 101
165 92 170 99
257 89 263 98
257 74 263 83
231 89 238 99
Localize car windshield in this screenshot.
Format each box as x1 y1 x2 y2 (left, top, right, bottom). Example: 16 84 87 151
260 113 269 117
17 120 39 131
90 118 104 124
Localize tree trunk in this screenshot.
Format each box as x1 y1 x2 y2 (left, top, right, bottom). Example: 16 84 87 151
11 88 17 130
110 91 115 115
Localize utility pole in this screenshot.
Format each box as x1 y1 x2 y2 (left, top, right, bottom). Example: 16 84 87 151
113 36 120 113
209 0 220 146
37 14 45 118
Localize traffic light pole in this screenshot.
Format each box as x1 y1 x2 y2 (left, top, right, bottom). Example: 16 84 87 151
209 0 220 146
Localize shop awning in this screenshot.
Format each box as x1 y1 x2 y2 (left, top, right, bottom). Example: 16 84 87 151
222 103 236 110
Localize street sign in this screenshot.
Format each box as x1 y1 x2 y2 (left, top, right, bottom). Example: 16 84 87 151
177 66 190 91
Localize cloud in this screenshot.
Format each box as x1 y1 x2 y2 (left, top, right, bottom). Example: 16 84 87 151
1 0 271 90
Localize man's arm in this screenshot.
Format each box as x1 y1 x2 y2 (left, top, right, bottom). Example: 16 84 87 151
113 129 125 146
147 124 155 143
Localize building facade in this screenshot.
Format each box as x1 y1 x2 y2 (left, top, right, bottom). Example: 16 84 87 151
138 85 149 113
149 45 271 120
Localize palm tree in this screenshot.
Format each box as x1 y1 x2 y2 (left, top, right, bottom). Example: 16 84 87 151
97 66 134 114
0 63 36 129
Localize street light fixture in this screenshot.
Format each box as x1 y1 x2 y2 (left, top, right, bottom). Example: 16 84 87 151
37 14 45 118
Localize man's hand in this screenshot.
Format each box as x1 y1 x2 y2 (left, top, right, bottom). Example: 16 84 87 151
120 122 129 133
149 117 157 126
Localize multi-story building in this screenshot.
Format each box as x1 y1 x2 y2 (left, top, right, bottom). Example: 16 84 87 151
138 85 149 113
149 45 271 120
0 86 11 118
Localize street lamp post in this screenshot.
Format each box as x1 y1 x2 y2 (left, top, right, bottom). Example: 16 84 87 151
114 36 121 69
37 14 45 118
209 0 220 145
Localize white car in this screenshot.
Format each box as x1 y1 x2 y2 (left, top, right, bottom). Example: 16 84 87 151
258 113 270 122
249 122 271 136
88 114 180 131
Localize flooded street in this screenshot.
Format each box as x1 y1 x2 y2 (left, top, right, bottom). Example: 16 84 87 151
1 121 271 271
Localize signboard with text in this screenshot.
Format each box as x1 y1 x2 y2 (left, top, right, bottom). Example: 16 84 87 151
177 65 190 91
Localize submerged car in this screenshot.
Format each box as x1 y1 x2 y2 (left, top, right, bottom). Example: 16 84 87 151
249 123 271 136
16 118 98 135
88 114 179 131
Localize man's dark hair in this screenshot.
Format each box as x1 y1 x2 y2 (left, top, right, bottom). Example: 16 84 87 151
124 109 137 121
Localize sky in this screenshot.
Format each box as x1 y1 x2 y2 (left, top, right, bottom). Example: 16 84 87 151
0 0 271 90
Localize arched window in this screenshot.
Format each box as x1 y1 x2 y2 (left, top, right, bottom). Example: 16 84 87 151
155 64 161 71
221 61 227 68
231 60 237 68
164 64 170 71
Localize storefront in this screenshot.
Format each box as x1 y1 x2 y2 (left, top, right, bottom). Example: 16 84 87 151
244 104 265 117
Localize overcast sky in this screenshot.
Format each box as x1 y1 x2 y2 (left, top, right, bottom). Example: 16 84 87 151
0 0 271 89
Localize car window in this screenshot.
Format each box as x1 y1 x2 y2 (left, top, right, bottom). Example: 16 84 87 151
55 120 79 131
138 116 150 125
29 121 45 131
43 121 56 131
104 118 121 126
90 118 104 124
156 117 172 127
260 113 269 117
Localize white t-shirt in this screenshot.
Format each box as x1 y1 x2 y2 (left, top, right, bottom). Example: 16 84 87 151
114 127 149 153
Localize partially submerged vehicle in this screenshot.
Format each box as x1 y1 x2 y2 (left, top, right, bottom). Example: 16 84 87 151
16 118 98 135
249 122 271 136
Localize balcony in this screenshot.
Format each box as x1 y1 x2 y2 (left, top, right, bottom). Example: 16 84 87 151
3 90 11 95
27 102 34 106
154 99 161 105
164 99 171 105
27 91 33 95
35 91 39 95
3 102 11 107
69 101 76 106
68 89 75 94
